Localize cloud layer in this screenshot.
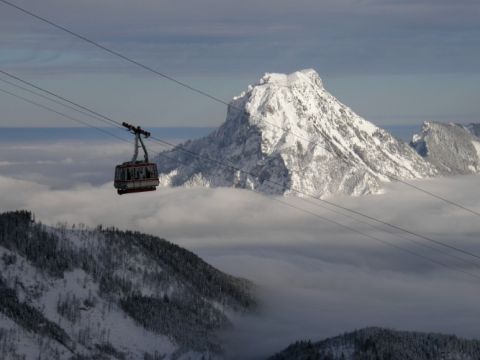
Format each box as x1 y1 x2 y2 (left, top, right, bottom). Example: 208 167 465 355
2 0 479 76
0 140 133 188
1 139 480 359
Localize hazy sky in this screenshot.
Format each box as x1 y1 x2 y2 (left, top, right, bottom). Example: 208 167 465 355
0 0 479 127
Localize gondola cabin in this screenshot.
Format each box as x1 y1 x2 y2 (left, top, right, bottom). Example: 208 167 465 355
114 162 159 195
114 122 160 195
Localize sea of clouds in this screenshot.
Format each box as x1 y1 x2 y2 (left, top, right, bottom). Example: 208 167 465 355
1 139 480 359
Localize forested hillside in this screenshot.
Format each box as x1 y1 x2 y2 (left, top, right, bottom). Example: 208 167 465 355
0 210 255 359
269 327 480 360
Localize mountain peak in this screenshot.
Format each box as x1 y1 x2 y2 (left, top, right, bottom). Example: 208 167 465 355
156 69 435 198
258 68 323 88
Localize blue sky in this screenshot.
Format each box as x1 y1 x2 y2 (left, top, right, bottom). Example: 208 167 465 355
0 0 479 127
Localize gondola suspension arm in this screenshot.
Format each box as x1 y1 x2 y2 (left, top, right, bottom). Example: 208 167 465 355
123 122 150 163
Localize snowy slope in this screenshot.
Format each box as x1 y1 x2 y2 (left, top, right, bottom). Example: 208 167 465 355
411 121 480 174
269 327 480 360
156 69 435 198
0 211 255 359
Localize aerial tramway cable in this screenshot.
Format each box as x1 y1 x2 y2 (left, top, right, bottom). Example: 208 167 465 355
0 76 121 128
0 87 129 144
1 0 479 218
1 84 480 282
1 73 480 272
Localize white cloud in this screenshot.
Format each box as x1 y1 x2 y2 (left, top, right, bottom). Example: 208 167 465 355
0 161 15 166
0 140 132 188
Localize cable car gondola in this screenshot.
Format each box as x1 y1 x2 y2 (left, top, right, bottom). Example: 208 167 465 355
114 122 160 195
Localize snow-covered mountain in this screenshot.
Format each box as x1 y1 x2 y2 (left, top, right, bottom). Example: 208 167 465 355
0 210 255 359
463 122 480 138
156 69 435 198
269 327 480 360
411 121 480 174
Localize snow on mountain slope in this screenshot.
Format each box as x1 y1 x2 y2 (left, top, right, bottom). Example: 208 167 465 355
411 121 480 174
0 211 255 359
463 123 480 138
156 69 435 198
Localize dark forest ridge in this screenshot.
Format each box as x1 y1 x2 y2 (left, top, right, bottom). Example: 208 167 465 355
269 327 480 360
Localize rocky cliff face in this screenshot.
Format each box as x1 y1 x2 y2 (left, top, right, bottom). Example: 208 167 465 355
411 121 480 174
156 69 435 198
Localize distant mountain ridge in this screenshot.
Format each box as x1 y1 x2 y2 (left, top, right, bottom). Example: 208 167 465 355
0 210 255 359
269 327 480 360
464 123 480 138
411 121 480 174
156 69 436 198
